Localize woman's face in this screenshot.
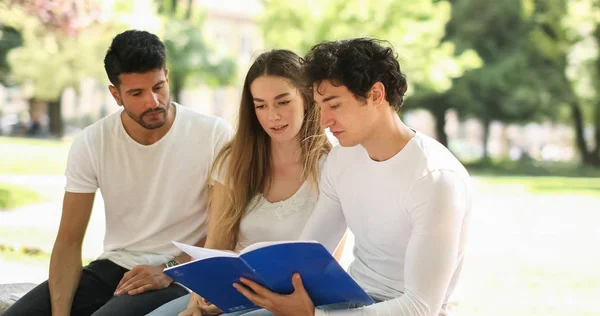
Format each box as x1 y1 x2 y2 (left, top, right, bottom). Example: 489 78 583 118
250 75 305 143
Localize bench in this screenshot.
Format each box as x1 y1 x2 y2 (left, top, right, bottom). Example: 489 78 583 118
0 283 35 315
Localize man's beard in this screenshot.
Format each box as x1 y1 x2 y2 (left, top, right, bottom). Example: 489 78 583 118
126 103 170 130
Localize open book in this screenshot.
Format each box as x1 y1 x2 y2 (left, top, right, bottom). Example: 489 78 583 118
164 240 374 314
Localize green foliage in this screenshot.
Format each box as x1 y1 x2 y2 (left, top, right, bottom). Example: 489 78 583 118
163 19 237 101
154 0 237 102
444 0 569 125
0 4 122 101
260 0 481 96
0 24 22 86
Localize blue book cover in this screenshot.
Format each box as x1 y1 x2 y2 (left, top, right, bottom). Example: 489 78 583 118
164 241 374 314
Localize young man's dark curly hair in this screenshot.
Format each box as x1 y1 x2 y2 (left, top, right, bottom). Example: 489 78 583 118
303 38 408 112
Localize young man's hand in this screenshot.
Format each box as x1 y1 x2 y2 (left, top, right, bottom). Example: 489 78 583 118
114 265 173 296
233 273 315 316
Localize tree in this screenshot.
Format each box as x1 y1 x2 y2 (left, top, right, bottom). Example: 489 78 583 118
1 0 115 137
0 24 22 86
163 20 237 103
442 0 570 160
155 0 237 103
0 22 23 136
563 0 600 165
260 0 481 146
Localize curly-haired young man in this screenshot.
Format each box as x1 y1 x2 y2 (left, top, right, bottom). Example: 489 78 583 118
232 38 472 316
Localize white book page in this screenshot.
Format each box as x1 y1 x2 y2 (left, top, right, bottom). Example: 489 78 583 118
172 241 239 260
239 240 318 255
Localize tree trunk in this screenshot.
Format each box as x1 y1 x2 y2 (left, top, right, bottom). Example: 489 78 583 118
432 108 449 147
185 0 193 20
570 102 594 165
593 100 600 159
48 95 64 138
171 75 183 104
171 0 178 14
499 124 510 160
482 117 491 162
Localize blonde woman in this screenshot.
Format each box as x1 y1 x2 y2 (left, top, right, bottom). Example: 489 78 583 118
148 49 344 316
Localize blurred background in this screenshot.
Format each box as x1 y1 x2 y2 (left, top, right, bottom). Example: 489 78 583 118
0 0 599 315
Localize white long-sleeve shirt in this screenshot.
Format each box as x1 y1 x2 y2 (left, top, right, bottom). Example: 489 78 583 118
300 132 472 316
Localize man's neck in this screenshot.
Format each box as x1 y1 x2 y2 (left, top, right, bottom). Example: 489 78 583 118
270 137 302 167
121 103 176 145
361 109 415 162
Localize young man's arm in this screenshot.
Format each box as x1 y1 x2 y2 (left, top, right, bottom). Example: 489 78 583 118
49 192 95 316
299 154 347 253
316 170 471 316
235 170 470 316
50 130 99 315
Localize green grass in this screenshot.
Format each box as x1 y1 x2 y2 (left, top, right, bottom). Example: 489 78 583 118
0 226 56 247
0 136 71 175
465 159 600 178
0 183 45 210
478 176 600 196
0 243 92 266
0 243 51 262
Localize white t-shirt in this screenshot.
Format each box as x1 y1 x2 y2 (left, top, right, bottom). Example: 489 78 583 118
300 131 472 316
65 103 233 269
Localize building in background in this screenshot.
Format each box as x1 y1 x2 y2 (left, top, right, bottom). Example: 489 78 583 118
180 0 264 124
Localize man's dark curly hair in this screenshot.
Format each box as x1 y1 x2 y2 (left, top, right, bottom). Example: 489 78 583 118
303 38 408 111
104 30 166 87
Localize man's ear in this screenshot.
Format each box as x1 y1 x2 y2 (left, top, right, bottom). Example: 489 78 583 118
164 68 169 83
370 82 386 107
108 85 123 106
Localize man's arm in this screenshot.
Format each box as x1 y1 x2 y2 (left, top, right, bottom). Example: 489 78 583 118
315 170 471 316
49 192 95 316
299 155 347 253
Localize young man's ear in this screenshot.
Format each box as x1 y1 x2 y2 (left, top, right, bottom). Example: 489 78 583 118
370 82 386 106
164 68 169 83
108 85 123 106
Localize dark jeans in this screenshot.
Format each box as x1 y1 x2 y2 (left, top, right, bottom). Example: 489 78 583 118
3 259 189 316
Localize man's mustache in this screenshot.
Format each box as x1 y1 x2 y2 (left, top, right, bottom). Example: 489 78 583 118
141 107 166 116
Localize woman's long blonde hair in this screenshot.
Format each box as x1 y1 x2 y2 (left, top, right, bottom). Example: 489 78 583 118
208 49 331 251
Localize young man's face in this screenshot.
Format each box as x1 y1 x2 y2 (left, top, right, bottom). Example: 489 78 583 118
314 80 375 147
109 68 171 130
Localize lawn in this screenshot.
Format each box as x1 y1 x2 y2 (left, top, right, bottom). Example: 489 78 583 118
1 137 599 315
0 183 44 210
0 136 71 175
478 176 600 196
